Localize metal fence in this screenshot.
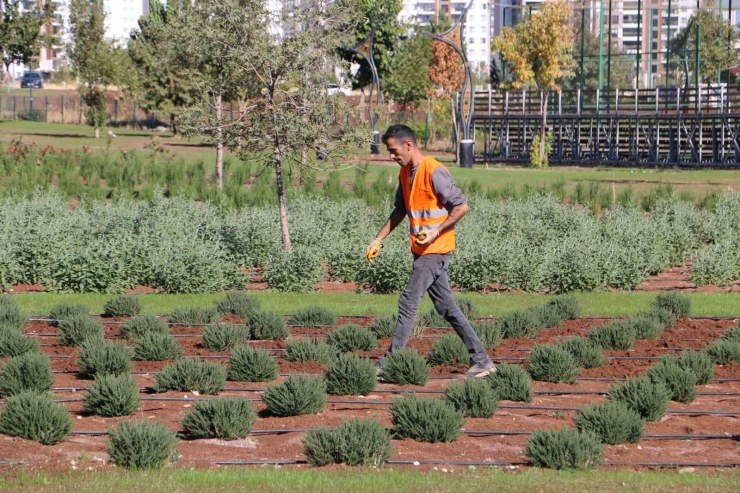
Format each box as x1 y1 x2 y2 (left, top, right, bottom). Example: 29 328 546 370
473 85 740 116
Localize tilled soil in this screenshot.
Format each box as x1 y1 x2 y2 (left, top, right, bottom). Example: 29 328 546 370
3 315 740 471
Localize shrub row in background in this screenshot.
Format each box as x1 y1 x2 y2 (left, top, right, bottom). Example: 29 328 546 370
586 294 690 351
498 296 581 339
1 192 737 293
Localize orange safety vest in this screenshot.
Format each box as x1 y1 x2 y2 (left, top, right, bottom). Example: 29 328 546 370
400 156 456 255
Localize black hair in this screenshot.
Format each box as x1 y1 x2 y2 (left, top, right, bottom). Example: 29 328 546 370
382 124 417 145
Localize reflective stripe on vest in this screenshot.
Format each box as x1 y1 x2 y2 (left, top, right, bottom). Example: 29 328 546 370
407 208 449 219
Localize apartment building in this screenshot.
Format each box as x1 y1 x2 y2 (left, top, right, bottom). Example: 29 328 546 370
13 0 148 78
493 0 707 89
398 0 493 77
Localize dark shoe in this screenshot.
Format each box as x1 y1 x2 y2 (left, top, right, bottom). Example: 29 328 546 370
465 360 496 378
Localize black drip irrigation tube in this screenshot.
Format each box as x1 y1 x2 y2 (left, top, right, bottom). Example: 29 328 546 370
8 396 740 416
203 459 740 467
48 386 740 397
62 428 740 441
0 456 737 468
48 369 740 384
63 369 740 384
38 353 684 362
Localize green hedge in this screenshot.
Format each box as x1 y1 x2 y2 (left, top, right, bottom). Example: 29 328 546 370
0 192 732 293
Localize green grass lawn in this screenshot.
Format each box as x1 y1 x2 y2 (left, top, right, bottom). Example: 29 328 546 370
3 121 740 195
1 88 78 97
9 291 740 317
2 466 739 492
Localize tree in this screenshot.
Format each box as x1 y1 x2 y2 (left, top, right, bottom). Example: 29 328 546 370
491 1 574 166
565 9 634 92
668 3 740 87
0 0 46 82
384 30 433 110
427 19 464 156
339 0 403 91
128 1 199 134
167 0 247 190
179 0 368 249
490 52 513 89
68 0 120 138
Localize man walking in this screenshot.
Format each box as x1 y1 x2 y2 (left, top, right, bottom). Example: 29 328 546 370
366 124 495 378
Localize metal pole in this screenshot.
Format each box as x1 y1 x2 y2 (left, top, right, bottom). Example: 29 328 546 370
719 0 724 85
666 0 672 87
730 0 734 45
607 0 613 111
695 15 700 114
598 0 605 90
580 4 586 91
648 7 654 89
636 0 642 89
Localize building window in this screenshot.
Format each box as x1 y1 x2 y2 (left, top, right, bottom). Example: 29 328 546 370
481 37 486 44
469 38 474 43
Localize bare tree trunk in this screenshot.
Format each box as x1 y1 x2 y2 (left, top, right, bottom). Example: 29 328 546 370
215 89 224 190
95 127 100 139
274 136 292 251
539 92 548 166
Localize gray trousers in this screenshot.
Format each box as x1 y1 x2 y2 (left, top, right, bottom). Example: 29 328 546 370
389 253 490 366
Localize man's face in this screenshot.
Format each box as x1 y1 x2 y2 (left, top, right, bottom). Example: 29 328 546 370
385 137 413 167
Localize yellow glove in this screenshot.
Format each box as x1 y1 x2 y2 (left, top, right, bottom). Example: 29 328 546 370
366 238 383 263
415 228 440 246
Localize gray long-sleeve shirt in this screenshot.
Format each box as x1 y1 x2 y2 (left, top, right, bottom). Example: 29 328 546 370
392 164 467 216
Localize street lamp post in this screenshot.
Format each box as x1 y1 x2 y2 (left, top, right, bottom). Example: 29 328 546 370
423 0 476 167
348 25 382 154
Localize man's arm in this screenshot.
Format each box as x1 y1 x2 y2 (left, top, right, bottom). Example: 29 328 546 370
436 203 469 233
373 208 406 242
373 180 406 241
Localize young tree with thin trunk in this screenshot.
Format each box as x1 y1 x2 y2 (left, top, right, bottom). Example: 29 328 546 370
0 0 47 85
491 1 574 166
179 0 368 249
668 3 740 87
128 0 199 135
170 1 244 190
384 31 433 110
427 19 464 155
68 0 119 139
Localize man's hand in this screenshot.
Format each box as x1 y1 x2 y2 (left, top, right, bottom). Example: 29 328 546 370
366 238 383 263
415 228 440 245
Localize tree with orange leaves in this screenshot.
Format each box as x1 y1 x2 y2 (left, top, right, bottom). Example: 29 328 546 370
491 1 574 166
427 38 465 152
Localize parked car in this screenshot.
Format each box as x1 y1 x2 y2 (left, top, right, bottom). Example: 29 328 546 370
20 72 43 89
326 83 352 96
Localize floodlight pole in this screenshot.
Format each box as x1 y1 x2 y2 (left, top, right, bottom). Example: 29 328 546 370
423 0 476 168
348 25 382 154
